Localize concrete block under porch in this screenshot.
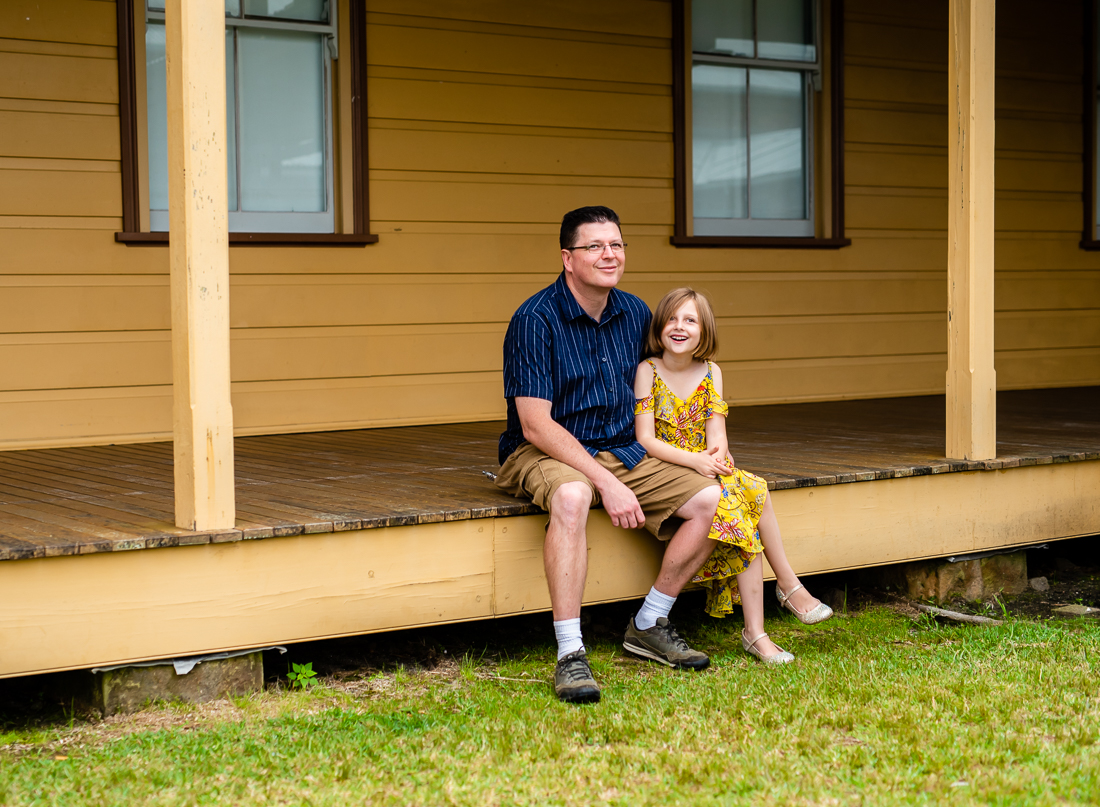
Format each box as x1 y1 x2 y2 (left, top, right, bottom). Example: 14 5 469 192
1 388 1098 679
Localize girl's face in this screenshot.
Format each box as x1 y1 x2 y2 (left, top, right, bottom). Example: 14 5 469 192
660 298 702 358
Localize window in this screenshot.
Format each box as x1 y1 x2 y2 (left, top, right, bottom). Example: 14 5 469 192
145 0 334 233
115 0 375 244
672 0 848 247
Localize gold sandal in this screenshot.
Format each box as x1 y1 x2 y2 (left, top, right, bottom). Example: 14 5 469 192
776 583 834 625
741 630 795 664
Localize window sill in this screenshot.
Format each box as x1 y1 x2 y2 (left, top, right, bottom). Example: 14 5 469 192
115 232 379 247
1080 238 1100 251
670 235 852 249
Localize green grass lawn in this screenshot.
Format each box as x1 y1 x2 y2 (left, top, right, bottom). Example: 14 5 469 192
3 602 1100 806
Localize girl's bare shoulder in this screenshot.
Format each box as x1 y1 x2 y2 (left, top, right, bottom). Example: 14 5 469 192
708 361 725 395
634 358 656 396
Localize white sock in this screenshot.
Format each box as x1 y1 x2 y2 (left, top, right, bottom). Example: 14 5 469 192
553 618 584 660
634 586 676 630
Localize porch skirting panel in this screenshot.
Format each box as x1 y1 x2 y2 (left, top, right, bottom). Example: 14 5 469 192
3 459 1098 679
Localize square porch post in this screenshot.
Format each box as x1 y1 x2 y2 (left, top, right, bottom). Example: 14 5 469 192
946 0 997 461
165 0 236 529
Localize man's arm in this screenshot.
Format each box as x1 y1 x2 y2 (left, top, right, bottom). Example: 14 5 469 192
514 397 645 529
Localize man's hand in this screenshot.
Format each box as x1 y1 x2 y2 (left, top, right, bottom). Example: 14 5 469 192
515 396 645 529
596 476 645 529
691 445 734 478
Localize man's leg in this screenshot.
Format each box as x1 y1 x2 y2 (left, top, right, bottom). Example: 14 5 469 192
545 480 592 644
545 481 601 704
624 485 720 670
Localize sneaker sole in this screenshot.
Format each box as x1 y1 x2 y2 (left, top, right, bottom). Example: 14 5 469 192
622 640 710 671
557 685 601 704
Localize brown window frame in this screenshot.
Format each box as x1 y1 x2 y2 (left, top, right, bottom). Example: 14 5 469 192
114 0 377 247
670 0 849 249
1082 0 1100 250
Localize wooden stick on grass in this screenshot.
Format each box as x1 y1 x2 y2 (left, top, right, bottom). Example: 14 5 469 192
915 604 1003 626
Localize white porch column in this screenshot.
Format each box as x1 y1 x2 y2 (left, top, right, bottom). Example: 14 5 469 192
946 0 997 461
165 0 236 529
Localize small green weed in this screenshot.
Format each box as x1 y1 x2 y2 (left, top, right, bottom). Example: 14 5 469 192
286 662 318 690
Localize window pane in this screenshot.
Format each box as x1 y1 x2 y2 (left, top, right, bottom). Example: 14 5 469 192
148 1 240 13
146 23 168 212
758 0 816 62
749 69 806 219
146 24 237 218
237 29 325 212
692 64 748 220
243 0 327 22
692 0 753 57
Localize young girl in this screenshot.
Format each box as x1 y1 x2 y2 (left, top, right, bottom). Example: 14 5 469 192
634 288 832 664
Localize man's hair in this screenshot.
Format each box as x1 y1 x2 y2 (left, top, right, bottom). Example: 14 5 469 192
559 206 622 249
645 287 719 361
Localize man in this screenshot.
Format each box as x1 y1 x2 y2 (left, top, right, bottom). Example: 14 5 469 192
495 206 722 704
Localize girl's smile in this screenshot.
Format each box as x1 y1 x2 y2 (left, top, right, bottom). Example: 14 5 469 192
660 299 702 357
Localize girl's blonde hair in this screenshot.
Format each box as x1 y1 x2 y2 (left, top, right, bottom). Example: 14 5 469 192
645 287 718 360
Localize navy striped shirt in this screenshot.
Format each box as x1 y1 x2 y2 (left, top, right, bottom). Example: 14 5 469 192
499 271 651 468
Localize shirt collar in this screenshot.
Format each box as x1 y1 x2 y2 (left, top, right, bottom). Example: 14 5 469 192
553 271 623 324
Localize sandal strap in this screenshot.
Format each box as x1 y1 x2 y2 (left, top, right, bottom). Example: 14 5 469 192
743 631 769 650
777 583 805 605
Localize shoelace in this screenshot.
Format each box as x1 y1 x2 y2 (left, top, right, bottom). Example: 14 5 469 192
558 654 593 682
656 622 690 651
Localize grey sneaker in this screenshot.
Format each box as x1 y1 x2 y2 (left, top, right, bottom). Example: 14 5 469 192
623 617 710 670
554 650 601 704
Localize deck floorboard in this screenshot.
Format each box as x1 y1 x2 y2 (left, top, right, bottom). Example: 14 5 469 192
0 387 1097 561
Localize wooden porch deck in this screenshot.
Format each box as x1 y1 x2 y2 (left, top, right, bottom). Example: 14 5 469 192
2 388 1098 678
1 387 1098 561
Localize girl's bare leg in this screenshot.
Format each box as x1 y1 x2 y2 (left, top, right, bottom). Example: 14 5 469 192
759 493 822 614
737 554 781 656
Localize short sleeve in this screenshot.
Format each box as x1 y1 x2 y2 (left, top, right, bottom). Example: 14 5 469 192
503 313 553 401
634 395 654 415
703 369 729 418
705 395 729 419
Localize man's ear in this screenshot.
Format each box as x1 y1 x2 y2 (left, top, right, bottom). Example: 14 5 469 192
561 249 574 274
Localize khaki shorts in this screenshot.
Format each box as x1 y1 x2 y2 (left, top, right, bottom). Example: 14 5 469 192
495 442 718 540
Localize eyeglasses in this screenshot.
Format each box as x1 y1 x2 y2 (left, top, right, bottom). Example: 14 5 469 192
564 242 627 255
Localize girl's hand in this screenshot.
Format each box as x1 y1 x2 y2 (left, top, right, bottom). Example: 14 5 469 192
693 445 734 478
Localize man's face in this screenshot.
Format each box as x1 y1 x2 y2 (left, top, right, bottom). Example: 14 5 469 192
562 221 626 296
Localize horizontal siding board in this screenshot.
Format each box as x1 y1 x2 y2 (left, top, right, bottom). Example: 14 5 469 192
997 348 1100 389
0 51 117 105
0 1 116 47
0 169 120 217
0 110 120 160
845 21 944 64
846 108 947 148
365 0 672 38
368 76 672 133
367 23 670 85
370 177 673 225
369 127 672 177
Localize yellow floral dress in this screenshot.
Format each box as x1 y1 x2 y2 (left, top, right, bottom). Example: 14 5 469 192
635 360 768 617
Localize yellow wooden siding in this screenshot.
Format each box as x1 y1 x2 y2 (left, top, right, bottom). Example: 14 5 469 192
0 0 1097 450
